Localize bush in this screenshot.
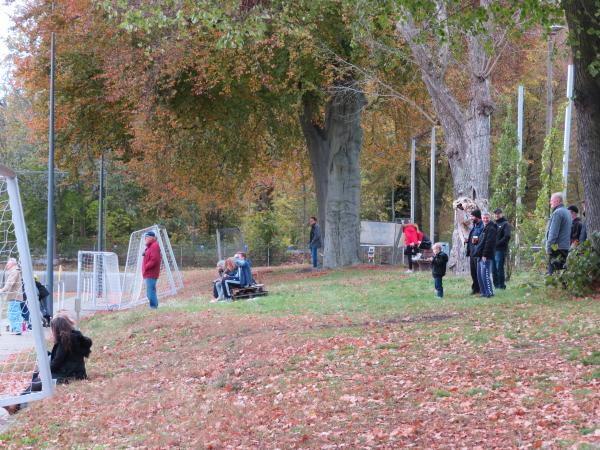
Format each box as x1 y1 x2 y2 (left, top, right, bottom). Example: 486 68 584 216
557 232 600 297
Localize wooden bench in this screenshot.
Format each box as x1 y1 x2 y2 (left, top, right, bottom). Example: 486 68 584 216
413 249 435 271
231 284 268 300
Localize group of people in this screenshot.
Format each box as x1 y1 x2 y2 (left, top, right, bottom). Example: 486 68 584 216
1 258 52 335
545 192 587 274
212 252 254 302
465 208 512 298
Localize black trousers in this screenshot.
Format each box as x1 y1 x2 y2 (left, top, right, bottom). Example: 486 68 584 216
548 249 569 275
470 256 480 293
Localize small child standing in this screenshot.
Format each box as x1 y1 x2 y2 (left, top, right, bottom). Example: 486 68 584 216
431 243 449 298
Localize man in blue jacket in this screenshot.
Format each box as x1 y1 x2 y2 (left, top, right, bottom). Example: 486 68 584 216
545 192 572 275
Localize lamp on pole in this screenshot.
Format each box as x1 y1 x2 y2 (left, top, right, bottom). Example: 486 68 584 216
45 30 55 317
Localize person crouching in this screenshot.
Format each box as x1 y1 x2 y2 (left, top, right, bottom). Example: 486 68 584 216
431 243 448 298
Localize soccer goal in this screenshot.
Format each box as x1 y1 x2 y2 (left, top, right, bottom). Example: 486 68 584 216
77 251 122 311
0 165 53 408
120 225 182 309
216 227 246 261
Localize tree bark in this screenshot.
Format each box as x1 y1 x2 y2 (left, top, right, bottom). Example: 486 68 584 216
564 0 600 238
398 3 495 272
300 87 366 268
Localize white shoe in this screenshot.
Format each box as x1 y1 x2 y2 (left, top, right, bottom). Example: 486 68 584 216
405 269 413 273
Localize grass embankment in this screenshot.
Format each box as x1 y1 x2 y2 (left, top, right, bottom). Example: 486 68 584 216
1 267 599 448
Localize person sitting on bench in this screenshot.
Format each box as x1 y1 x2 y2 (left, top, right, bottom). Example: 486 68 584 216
212 260 225 301
234 252 255 286
221 257 242 300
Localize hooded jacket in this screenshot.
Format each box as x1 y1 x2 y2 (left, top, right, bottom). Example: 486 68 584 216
495 217 512 251
466 221 484 257
0 264 23 301
50 330 93 382
309 223 322 249
473 222 497 259
403 224 423 247
142 239 161 279
431 251 449 278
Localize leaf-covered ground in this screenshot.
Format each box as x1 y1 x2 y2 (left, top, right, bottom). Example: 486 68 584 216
1 266 599 449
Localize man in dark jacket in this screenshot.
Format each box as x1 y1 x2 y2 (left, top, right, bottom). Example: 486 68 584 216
568 205 582 246
545 193 572 274
465 209 484 295
473 212 497 298
492 208 511 290
308 216 322 269
142 231 161 309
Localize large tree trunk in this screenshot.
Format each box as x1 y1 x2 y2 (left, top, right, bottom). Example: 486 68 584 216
300 87 365 268
564 0 600 237
398 6 494 273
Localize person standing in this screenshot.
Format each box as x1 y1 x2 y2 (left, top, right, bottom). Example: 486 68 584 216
465 210 484 295
473 212 497 298
0 258 25 334
402 223 423 273
567 205 582 247
430 243 448 298
492 208 511 290
308 217 322 269
545 192 572 275
142 231 161 309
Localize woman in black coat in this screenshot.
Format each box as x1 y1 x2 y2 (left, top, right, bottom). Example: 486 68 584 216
49 314 93 383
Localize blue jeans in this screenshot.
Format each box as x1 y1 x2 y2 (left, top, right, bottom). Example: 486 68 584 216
492 250 506 288
310 246 318 268
477 258 494 297
145 278 158 308
433 277 443 298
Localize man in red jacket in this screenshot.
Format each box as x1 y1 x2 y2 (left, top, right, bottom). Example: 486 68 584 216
142 231 161 309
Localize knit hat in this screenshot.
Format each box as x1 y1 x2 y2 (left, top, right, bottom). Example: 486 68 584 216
471 209 482 219
145 231 156 237
567 205 579 214
493 208 503 214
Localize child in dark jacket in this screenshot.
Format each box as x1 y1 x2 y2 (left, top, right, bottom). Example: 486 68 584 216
431 243 448 298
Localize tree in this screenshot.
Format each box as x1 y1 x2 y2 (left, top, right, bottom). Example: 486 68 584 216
563 0 600 237
93 0 371 267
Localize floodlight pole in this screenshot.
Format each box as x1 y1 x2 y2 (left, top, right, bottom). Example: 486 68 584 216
562 64 574 201
430 127 436 241
410 138 416 224
515 85 524 270
45 31 55 317
97 153 104 252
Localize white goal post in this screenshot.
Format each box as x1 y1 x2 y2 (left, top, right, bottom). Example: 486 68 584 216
0 165 53 408
77 251 122 311
121 225 183 309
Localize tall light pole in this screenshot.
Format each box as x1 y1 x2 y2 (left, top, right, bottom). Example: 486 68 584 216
97 153 104 251
45 31 55 317
546 25 564 137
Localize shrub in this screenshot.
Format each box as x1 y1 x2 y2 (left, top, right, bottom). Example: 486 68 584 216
557 232 600 296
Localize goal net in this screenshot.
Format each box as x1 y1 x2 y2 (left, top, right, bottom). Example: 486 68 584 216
360 221 403 264
0 166 53 408
216 227 246 261
120 225 182 308
77 251 122 311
